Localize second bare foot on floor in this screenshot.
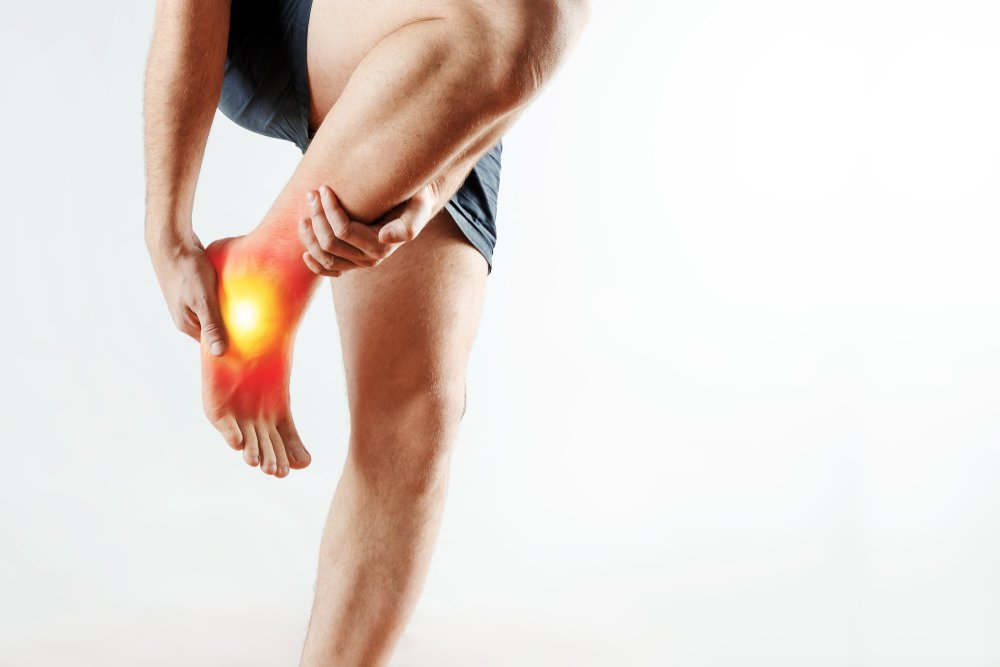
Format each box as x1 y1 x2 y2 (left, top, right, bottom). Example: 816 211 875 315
201 234 318 477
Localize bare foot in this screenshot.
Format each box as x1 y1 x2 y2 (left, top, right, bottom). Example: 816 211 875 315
201 235 318 477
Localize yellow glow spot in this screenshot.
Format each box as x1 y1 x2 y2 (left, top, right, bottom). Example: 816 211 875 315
220 273 281 357
231 300 261 333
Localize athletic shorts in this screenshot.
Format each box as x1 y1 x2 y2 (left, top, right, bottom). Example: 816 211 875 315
217 0 501 272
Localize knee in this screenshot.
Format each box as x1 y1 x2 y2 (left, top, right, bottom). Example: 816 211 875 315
348 379 467 495
444 0 590 109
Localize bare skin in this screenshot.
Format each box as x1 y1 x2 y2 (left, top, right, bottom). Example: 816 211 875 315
301 210 488 665
144 0 587 661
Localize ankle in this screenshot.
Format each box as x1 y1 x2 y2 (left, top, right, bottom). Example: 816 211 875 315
212 232 318 300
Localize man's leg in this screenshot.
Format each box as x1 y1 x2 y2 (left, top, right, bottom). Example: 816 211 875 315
200 0 587 466
292 1 583 660
275 0 589 222
300 211 488 666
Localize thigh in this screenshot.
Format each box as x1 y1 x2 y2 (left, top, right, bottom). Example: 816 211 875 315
330 209 488 415
306 0 447 128
305 0 516 129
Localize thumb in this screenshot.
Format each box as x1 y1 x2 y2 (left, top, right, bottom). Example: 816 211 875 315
378 192 434 244
197 294 228 356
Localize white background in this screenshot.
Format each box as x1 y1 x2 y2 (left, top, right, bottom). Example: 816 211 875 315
2 1 1000 665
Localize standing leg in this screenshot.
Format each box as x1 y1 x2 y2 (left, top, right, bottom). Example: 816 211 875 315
300 211 488 666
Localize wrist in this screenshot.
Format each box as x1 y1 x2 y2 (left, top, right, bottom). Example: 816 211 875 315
146 230 200 271
145 214 196 254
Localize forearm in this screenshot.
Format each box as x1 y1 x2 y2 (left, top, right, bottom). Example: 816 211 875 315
143 0 230 251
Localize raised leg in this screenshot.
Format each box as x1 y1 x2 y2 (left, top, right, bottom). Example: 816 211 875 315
297 0 590 222
199 0 587 472
300 211 488 666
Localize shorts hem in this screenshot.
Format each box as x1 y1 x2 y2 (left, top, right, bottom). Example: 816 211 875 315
444 201 495 274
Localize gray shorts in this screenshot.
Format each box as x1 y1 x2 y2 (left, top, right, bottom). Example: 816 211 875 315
217 0 501 272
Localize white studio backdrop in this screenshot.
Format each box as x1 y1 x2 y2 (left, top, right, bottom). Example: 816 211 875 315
2 1 1000 665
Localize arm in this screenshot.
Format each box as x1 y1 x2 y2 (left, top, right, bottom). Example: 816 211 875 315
144 0 231 355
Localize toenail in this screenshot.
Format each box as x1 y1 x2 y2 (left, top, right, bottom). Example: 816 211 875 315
279 466 288 476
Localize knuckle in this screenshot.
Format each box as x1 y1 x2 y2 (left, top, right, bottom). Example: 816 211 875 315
415 186 433 205
297 219 311 240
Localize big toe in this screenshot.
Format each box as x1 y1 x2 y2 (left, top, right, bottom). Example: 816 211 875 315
211 414 244 451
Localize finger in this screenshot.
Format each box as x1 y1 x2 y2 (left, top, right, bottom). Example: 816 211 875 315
270 427 290 478
240 422 260 467
195 293 228 357
257 426 277 475
180 309 202 341
278 419 311 469
306 190 346 259
298 219 367 272
302 251 343 278
378 189 435 244
212 415 244 451
316 186 387 257
300 205 375 265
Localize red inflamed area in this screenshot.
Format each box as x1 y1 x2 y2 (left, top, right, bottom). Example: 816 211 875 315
200 236 318 418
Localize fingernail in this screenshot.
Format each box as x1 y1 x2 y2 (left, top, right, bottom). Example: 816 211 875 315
306 191 315 202
210 341 225 356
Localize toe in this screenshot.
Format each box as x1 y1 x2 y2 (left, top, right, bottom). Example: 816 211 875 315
279 419 311 469
241 421 260 467
258 426 277 475
213 415 244 451
270 427 290 478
